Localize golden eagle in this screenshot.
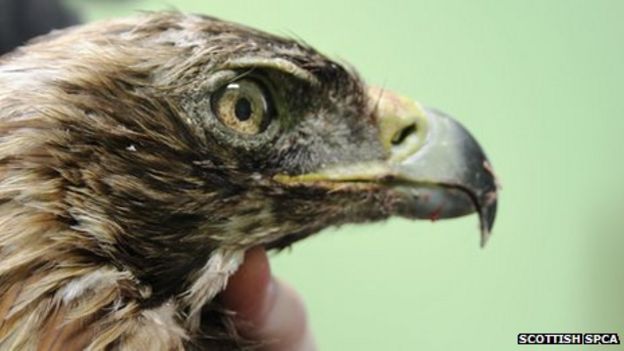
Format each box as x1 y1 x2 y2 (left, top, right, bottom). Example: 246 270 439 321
0 12 497 350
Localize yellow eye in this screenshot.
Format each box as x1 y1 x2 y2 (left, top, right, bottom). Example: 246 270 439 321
211 79 274 135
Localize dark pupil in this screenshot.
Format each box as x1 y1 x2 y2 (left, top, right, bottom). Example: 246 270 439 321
234 97 253 121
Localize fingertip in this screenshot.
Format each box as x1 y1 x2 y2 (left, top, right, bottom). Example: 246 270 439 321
255 278 315 351
221 246 272 323
221 247 317 351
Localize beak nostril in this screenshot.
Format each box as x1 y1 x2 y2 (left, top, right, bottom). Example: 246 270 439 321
391 123 417 146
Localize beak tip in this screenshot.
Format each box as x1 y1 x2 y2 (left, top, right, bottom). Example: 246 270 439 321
478 196 497 248
480 231 490 248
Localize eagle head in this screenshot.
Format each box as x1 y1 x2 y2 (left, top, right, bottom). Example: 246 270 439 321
0 12 498 349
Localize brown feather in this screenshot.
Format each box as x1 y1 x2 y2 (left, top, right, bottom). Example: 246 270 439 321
0 11 383 350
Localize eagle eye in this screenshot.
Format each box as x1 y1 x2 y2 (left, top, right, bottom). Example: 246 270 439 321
211 78 274 135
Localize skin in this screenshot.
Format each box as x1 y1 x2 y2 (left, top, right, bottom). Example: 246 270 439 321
222 247 316 351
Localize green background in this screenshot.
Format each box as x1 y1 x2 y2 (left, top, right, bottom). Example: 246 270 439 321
65 1 624 350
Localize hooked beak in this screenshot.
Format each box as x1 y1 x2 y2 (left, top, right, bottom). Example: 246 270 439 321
275 87 499 247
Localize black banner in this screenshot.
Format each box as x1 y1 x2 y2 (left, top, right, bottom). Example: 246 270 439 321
518 333 620 345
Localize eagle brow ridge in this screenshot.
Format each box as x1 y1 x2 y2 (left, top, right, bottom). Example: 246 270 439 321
221 57 320 86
